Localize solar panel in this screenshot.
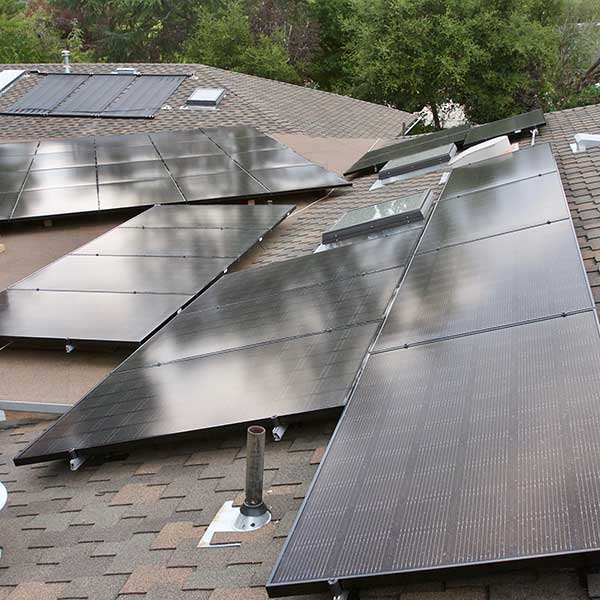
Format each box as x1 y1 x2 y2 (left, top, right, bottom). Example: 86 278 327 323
0 193 18 219
0 203 294 346
121 203 294 230
376 221 592 350
231 148 310 170
250 165 348 193
322 190 432 244
464 109 546 146
97 160 170 185
52 74 136 116
268 312 600 594
11 186 99 220
1 73 187 119
11 255 231 295
378 143 456 180
120 268 403 371
102 75 186 118
344 125 470 178
0 289 187 345
190 230 421 311
23 166 97 191
440 142 556 200
418 172 569 252
14 322 379 465
269 140 597 596
0 127 348 223
5 74 89 115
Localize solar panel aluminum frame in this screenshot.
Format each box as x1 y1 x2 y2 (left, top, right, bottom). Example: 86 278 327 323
321 190 433 244
378 144 457 180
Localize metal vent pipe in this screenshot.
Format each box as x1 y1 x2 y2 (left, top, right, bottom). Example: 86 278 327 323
241 425 267 517
61 50 71 73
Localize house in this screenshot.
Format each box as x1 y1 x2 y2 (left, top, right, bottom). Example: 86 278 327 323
0 62 598 600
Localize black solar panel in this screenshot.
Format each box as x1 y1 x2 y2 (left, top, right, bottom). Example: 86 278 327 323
269 140 598 596
0 127 348 223
121 203 294 230
0 289 187 344
464 109 546 146
440 142 556 201
418 172 569 252
120 268 402 371
376 221 592 350
190 230 420 311
12 255 231 295
269 313 600 593
14 323 379 465
344 125 470 178
0 203 294 346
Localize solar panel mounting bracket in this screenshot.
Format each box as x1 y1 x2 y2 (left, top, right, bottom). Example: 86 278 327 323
328 578 350 600
271 415 288 442
68 449 86 471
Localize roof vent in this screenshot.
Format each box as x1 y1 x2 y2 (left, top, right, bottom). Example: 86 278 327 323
449 135 514 169
61 50 70 74
571 133 600 154
185 87 225 109
111 67 140 75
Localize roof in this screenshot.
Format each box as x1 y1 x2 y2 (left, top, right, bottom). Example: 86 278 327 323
0 63 415 140
0 62 599 599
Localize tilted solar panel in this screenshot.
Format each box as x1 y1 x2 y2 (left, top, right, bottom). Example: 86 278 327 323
0 203 294 347
0 127 349 223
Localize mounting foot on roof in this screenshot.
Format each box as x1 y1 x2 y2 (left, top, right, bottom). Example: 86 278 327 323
68 450 86 471
531 127 538 146
271 416 287 442
65 339 75 353
328 578 349 600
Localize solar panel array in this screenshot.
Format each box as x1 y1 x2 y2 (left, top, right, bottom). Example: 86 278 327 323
464 108 546 146
344 124 469 178
14 230 421 465
0 127 349 223
344 109 546 180
268 142 600 596
0 203 294 346
1 73 186 118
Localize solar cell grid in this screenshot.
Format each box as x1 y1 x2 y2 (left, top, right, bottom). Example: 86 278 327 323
0 203 295 347
376 221 592 350
14 323 379 465
0 127 348 223
268 313 600 592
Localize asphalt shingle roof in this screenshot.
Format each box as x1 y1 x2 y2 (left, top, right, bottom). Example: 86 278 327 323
0 62 600 600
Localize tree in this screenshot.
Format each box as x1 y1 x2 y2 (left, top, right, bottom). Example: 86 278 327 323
307 0 352 91
344 0 557 126
0 0 61 63
48 0 197 62
183 0 301 83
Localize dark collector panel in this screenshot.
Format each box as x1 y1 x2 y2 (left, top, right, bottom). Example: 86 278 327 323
269 312 600 593
440 142 556 201
0 127 348 223
377 221 593 350
418 172 569 253
0 289 186 344
120 267 402 371
190 230 420 311
15 323 379 465
464 109 546 146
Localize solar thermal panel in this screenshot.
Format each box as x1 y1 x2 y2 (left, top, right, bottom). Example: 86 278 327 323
464 109 546 146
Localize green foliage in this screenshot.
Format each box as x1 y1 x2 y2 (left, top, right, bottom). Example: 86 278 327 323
0 0 61 63
344 0 558 125
183 0 301 83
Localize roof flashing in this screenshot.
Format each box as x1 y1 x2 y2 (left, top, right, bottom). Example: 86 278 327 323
185 87 225 109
